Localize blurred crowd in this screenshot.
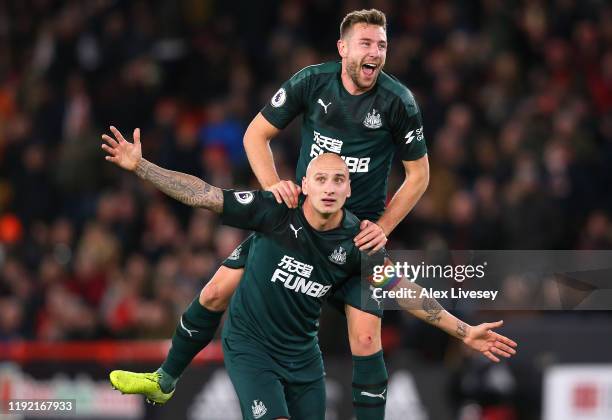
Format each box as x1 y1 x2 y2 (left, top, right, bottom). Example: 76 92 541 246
1 0 611 346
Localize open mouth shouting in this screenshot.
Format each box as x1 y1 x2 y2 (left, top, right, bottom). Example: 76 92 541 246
361 62 379 78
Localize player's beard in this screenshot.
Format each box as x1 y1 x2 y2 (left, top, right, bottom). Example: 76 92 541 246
346 57 380 91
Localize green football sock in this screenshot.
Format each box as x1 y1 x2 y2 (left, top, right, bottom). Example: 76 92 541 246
352 350 388 420
159 298 224 391
155 367 178 394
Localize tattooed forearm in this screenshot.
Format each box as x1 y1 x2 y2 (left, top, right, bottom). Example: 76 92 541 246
456 320 468 339
135 158 223 213
423 297 443 323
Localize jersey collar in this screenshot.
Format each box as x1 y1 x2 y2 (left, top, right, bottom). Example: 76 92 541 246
297 205 347 234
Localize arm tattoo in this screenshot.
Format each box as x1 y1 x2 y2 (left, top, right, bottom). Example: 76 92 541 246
423 297 443 323
135 158 223 213
456 320 468 339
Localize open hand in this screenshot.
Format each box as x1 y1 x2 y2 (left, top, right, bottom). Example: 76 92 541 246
463 320 518 362
101 126 142 171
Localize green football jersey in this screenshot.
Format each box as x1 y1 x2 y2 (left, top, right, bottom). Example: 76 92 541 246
261 61 427 221
220 189 376 372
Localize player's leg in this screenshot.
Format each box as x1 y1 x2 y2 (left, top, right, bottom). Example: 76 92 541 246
328 259 387 420
109 266 242 403
286 377 326 420
223 337 290 420
346 305 387 420
110 236 251 401
157 264 243 390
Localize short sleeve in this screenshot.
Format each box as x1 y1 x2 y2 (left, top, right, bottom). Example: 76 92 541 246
260 70 310 129
221 190 288 233
390 96 427 161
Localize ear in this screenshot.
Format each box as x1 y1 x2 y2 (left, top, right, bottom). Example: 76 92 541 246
337 38 347 58
346 179 351 198
301 177 308 195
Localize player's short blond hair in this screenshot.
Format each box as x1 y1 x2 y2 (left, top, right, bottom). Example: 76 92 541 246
340 9 387 39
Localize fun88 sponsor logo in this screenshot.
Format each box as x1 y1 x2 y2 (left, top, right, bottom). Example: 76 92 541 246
310 131 370 173
271 255 331 298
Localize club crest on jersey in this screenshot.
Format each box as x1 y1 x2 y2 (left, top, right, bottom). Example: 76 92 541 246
363 108 382 129
234 191 254 205
270 88 286 107
329 246 347 265
251 400 267 419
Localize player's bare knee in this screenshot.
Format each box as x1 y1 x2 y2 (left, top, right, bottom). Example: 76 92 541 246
199 283 228 311
351 333 380 356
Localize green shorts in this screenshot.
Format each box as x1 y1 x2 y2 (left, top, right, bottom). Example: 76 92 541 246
222 235 384 318
222 336 326 420
327 248 387 318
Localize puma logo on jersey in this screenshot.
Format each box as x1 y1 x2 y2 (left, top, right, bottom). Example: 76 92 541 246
317 98 332 114
360 388 387 400
290 224 303 238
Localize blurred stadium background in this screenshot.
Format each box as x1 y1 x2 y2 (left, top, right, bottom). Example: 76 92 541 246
1 0 612 419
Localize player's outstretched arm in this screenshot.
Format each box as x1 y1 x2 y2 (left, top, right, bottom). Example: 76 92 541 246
460 320 518 363
101 126 223 213
422 308 517 363
393 277 517 362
